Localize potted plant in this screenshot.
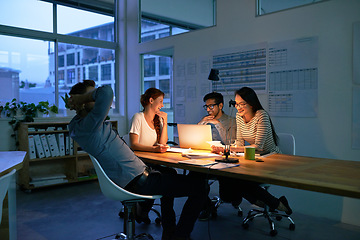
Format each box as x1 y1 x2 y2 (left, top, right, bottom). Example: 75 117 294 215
4 99 60 149
49 104 59 117
4 98 19 117
36 101 50 116
20 102 37 122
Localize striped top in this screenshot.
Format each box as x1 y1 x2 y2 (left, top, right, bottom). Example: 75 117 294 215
235 109 280 153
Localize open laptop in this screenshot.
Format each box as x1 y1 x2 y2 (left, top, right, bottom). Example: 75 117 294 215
177 124 212 150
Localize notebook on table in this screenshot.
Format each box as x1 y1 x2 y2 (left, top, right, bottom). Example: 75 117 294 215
177 124 212 150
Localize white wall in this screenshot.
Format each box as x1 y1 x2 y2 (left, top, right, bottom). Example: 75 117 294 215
124 0 360 225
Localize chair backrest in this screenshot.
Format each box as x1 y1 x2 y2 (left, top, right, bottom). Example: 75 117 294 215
0 169 16 225
89 155 161 202
277 133 296 155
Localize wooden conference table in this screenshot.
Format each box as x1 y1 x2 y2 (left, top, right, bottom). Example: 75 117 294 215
0 151 26 240
135 150 360 199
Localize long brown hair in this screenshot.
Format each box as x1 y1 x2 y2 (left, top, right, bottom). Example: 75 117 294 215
235 87 278 145
140 88 165 143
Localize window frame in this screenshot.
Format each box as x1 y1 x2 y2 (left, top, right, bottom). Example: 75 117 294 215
0 2 117 113
256 0 328 16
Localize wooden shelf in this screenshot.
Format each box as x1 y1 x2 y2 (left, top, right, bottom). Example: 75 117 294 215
17 120 118 190
28 130 69 135
28 155 76 162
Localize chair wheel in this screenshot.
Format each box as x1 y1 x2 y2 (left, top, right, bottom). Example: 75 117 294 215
155 217 161 225
242 223 249 229
270 229 278 236
238 210 243 217
289 223 295 230
276 216 282 221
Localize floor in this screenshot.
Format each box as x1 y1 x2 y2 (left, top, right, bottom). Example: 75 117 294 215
16 180 360 240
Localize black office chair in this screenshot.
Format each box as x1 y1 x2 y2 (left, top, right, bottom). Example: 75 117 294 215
211 187 243 218
241 133 296 236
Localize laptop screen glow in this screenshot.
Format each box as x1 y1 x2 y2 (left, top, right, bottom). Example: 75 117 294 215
177 124 212 150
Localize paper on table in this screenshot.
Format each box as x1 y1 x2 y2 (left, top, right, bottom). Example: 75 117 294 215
166 147 192 153
210 163 240 169
260 152 276 157
178 159 217 166
181 152 221 158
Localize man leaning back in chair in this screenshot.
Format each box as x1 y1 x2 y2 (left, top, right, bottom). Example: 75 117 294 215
67 80 208 240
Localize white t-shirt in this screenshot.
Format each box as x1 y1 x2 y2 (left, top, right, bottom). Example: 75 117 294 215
129 112 163 146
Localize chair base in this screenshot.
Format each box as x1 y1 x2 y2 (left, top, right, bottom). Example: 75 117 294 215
115 232 154 240
212 196 243 218
242 205 295 236
119 201 159 240
119 204 161 225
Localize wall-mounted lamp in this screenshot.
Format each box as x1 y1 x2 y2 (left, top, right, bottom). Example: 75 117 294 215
208 68 220 81
208 68 236 107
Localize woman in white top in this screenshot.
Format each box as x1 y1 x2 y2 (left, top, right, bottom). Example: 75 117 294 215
129 88 175 224
130 88 168 153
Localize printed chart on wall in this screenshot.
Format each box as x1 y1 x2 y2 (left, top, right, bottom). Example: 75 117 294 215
268 37 318 117
211 42 267 93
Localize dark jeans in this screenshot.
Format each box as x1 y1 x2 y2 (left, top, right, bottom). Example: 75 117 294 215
219 177 280 209
127 167 208 238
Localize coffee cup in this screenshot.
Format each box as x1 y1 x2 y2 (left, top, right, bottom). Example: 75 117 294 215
244 146 255 160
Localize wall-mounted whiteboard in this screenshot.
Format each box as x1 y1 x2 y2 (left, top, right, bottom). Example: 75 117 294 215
209 37 319 117
268 37 318 117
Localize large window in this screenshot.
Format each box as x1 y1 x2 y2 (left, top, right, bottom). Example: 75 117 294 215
140 19 189 43
0 0 53 32
142 52 174 140
140 0 216 43
58 5 114 41
88 66 99 82
101 64 112 80
0 35 54 105
257 0 327 16
0 0 116 113
144 58 156 77
142 54 172 109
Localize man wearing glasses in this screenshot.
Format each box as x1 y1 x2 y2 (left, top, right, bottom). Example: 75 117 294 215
198 92 236 145
197 91 237 220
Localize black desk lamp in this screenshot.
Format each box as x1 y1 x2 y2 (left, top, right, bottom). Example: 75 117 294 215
208 68 238 163
208 69 236 107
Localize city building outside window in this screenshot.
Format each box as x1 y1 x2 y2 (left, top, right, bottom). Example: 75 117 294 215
143 54 172 109
0 0 115 112
1 0 177 114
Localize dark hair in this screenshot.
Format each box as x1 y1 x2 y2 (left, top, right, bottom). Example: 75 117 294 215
235 87 278 145
69 80 96 95
140 88 165 143
203 91 224 104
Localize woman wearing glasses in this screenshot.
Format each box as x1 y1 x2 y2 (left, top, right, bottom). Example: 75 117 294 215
213 87 292 215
